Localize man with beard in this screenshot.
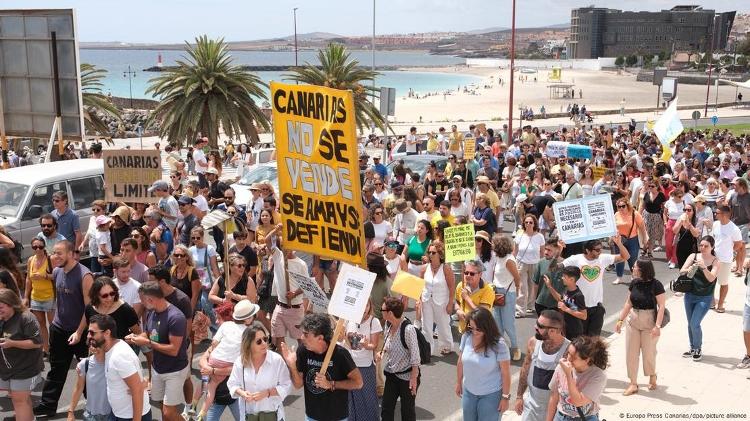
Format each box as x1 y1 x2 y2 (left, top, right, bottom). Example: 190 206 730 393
34 241 93 418
126 281 188 421
532 238 567 316
514 310 569 421
36 214 66 254
89 314 152 421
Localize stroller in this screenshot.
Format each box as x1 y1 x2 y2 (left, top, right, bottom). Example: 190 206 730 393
585 111 594 123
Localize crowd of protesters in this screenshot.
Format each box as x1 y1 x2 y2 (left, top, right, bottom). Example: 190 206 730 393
0 121 747 421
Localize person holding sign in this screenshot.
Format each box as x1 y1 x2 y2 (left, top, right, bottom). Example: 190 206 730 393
455 260 495 334
280 313 362 421
419 241 455 356
344 299 383 421
380 297 421 421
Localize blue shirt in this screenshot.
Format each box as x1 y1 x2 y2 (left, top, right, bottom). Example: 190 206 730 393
52 207 80 243
36 231 67 254
459 333 510 395
373 163 388 180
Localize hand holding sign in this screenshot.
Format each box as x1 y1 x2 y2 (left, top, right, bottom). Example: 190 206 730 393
391 271 426 301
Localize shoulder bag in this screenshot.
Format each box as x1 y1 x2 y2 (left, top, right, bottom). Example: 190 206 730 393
493 257 516 307
651 280 670 328
669 253 696 293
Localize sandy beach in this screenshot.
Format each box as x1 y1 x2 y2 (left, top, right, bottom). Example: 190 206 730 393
393 65 747 123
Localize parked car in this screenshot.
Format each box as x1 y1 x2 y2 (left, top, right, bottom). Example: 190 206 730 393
0 159 104 262
231 162 279 207
385 154 448 181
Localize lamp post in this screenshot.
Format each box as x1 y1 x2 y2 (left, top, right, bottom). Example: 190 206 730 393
507 0 517 144
371 0 376 102
123 65 135 109
293 7 299 67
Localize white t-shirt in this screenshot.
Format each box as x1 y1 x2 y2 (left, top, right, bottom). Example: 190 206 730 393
406 134 418 153
514 232 545 264
194 194 210 213
562 253 616 305
105 340 150 418
712 220 742 263
629 177 643 207
211 321 248 363
372 221 392 245
345 316 383 367
95 230 111 256
492 254 515 289
664 200 684 220
115 278 142 307
194 148 208 174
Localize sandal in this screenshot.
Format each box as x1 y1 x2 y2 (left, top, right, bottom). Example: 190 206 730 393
623 384 639 396
716 307 726 313
649 375 657 390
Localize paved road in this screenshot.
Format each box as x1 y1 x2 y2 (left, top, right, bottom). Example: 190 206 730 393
0 213 690 421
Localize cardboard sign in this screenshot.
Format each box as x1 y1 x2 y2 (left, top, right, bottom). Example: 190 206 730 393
552 195 616 244
288 270 329 309
592 166 606 182
272 82 365 266
103 150 162 203
567 144 592 159
546 141 568 158
391 271 426 301
327 262 376 322
463 137 476 160
444 223 476 263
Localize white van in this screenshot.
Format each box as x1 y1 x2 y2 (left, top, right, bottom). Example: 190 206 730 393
0 159 104 262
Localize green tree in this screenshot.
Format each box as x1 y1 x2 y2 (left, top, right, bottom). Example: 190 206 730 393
146 36 270 148
625 54 638 66
285 43 385 133
615 56 625 67
80 63 120 142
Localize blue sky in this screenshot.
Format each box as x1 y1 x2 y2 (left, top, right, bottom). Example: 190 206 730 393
4 0 746 43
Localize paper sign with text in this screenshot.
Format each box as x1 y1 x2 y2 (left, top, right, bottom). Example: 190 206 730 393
103 150 162 203
592 166 606 182
272 82 365 266
391 271 426 301
288 270 329 309
444 223 476 263
545 141 568 158
327 262 376 321
552 195 616 244
463 137 476 160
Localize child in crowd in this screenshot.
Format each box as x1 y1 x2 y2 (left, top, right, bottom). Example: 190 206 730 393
546 266 587 340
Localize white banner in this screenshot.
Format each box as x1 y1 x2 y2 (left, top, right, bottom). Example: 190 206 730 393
288 270 329 309
327 263 376 322
553 195 616 244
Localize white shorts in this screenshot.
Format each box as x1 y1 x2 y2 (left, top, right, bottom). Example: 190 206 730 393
0 375 40 392
151 365 189 406
717 263 732 286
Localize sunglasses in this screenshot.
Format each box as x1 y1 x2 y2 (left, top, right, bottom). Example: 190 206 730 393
535 322 557 330
31 245 45 250
99 291 116 299
374 211 383 215
191 236 202 240
87 330 102 336
40 224 53 228
464 271 477 276
224 197 234 200
228 212 236 215
617 204 626 208
381 308 390 313
92 208 103 212
524 221 535 225
427 251 438 255
131 233 141 238
173 254 186 258
52 199 62 202
255 336 270 345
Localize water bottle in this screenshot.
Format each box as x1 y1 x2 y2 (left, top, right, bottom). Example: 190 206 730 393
687 263 699 278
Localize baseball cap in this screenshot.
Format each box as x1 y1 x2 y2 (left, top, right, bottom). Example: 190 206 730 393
177 195 194 206
148 180 169 193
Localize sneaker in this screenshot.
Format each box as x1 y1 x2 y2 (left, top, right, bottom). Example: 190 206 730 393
692 349 703 362
654 246 663 252
682 349 695 358
515 311 524 319
737 355 750 369
511 348 522 361
668 262 676 269
526 309 535 314
33 406 56 418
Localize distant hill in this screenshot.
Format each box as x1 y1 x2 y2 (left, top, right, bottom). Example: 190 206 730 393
465 26 509 35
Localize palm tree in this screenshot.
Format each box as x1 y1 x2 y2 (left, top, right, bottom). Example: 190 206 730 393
81 63 120 141
146 36 270 148
285 43 385 133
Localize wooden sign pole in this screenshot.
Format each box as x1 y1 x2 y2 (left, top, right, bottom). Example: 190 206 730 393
319 318 346 376
223 219 231 280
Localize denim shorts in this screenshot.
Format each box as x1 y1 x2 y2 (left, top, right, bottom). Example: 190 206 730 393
318 259 338 271
743 304 750 332
30 299 55 312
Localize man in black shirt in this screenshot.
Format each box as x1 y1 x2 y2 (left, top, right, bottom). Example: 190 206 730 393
281 313 362 421
228 230 258 280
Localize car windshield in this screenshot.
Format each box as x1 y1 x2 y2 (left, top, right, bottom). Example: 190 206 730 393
237 166 278 187
0 181 30 218
388 157 447 175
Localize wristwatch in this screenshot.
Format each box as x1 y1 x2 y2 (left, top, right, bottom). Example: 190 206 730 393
501 393 511 400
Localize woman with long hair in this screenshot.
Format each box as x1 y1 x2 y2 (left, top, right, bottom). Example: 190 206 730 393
420 241 455 356
580 166 595 197
254 209 281 256
23 237 54 356
548 336 609 421
209 254 257 306
129 226 151 266
130 203 148 229
613 198 647 285
346 299 383 421
614 260 666 396
81 200 106 271
191 225 222 328
369 204 393 245
455 307 511 421
0 248 22 292
170 244 201 312
679 236 720 362
513 214 545 317
672 202 701 269
492 235 522 361
0 289 44 421
475 231 496 287
84 277 141 340
664 189 686 269
639 178 666 258
227 325 292 420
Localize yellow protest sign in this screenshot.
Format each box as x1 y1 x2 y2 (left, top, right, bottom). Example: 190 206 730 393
103 150 162 203
463 137 476 160
391 271 426 300
592 166 606 182
444 223 476 263
271 82 365 266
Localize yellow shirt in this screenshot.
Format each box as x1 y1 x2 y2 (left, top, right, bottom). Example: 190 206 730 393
426 137 439 153
431 213 456 228
455 281 494 333
482 189 501 210
448 132 464 152
28 254 54 302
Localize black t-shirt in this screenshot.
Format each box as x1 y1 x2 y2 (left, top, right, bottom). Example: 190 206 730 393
628 279 665 310
0 311 43 380
170 266 200 300
85 303 140 339
562 288 586 340
110 225 132 255
228 245 259 269
642 192 667 214
426 179 450 203
296 344 357 421
529 195 555 218
165 288 193 322
215 275 249 304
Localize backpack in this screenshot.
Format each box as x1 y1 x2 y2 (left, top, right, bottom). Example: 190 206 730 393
397 318 431 368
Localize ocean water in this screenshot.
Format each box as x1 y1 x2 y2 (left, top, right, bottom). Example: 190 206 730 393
79 49 481 100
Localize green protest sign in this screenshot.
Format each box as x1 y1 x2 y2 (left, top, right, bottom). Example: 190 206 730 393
444 224 476 263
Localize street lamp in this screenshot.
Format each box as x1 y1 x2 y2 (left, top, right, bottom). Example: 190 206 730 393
293 7 299 67
123 65 136 109
507 0 517 144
